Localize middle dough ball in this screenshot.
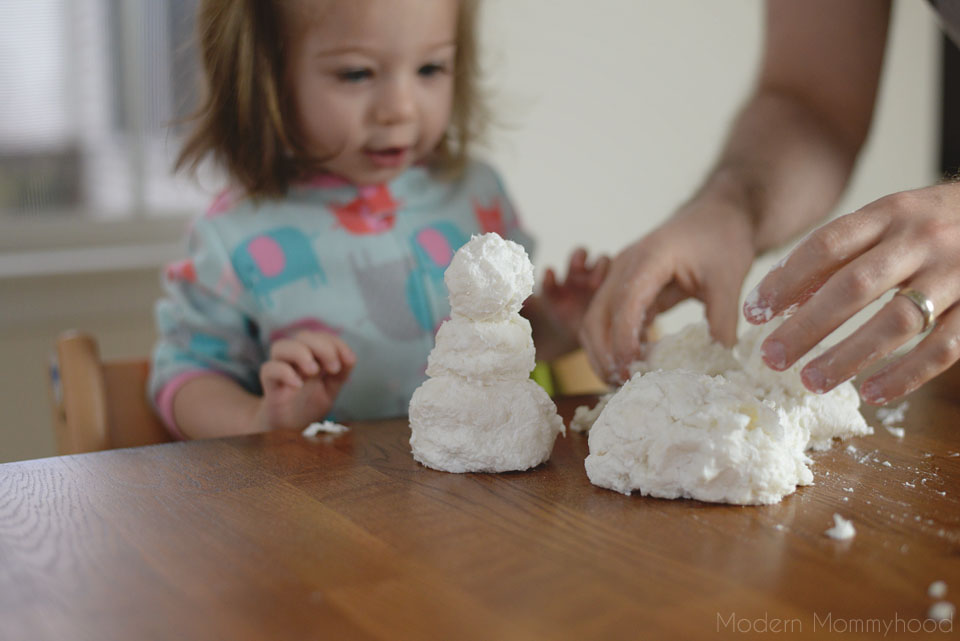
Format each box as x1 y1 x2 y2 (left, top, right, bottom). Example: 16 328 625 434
426 314 536 382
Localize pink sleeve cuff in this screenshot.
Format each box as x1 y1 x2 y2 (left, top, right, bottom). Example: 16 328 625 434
155 370 218 440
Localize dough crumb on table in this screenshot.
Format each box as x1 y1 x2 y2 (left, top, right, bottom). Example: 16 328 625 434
876 400 910 427
928 602 955 623
302 420 350 436
824 514 856 540
929 581 948 599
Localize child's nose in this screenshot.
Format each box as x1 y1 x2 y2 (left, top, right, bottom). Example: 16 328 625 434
375 78 416 125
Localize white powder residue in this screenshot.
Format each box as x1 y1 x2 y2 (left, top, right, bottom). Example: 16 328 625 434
885 426 906 438
929 581 948 599
302 420 349 436
928 602 955 622
743 286 774 323
876 401 909 427
825 514 856 540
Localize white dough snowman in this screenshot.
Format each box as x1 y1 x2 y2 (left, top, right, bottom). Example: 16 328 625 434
409 233 565 473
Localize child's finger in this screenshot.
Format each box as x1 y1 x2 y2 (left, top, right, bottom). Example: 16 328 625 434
543 268 558 294
260 360 303 391
569 247 587 270
324 370 350 398
269 339 320 376
334 338 357 370
567 248 588 281
300 334 344 375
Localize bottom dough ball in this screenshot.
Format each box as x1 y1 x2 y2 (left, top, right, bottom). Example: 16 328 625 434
409 376 565 473
584 370 812 505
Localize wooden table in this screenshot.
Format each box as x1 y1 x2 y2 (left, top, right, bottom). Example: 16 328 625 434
2 372 960 641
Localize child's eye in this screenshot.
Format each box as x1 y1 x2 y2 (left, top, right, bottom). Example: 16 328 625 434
418 63 448 78
336 68 373 83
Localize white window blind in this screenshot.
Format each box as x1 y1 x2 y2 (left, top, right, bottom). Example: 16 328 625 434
0 0 221 222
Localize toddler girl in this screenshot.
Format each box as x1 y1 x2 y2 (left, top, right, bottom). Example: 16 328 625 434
151 0 607 439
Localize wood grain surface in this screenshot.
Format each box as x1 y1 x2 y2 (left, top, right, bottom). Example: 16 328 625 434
2 368 959 640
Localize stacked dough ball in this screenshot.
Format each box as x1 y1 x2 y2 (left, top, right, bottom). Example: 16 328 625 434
409 233 565 473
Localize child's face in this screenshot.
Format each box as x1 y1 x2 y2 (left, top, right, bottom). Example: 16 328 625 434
287 0 458 185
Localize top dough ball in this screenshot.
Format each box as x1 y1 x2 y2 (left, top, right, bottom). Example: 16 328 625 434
444 233 535 320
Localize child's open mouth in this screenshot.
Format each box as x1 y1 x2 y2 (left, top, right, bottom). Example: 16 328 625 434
365 147 410 168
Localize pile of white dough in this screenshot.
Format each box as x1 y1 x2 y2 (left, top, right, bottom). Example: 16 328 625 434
579 320 872 505
409 233 565 473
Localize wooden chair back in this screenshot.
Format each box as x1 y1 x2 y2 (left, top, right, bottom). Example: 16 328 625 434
48 331 171 455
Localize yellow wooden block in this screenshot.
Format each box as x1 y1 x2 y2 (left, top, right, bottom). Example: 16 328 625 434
551 349 610 396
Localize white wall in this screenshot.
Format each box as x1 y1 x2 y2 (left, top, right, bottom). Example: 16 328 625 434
0 0 941 462
481 0 939 330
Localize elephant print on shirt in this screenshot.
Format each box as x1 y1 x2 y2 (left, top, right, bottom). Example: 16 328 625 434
406 221 469 332
231 227 326 308
350 253 428 341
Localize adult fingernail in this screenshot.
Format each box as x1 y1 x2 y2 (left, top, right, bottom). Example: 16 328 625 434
801 366 827 393
860 380 885 404
306 361 319 374
743 286 773 324
761 339 787 370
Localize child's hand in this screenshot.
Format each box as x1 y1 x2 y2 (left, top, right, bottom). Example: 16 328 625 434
257 331 356 431
526 248 611 362
541 248 611 341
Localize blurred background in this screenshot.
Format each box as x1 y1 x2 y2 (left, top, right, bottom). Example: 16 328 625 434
0 0 940 462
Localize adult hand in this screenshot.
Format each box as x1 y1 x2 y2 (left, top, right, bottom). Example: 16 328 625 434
580 197 756 383
744 182 960 404
258 331 356 430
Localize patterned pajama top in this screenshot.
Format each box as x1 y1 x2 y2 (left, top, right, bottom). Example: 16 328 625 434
149 161 533 437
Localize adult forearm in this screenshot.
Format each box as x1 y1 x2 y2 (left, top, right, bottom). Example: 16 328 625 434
695 86 862 256
172 374 265 439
